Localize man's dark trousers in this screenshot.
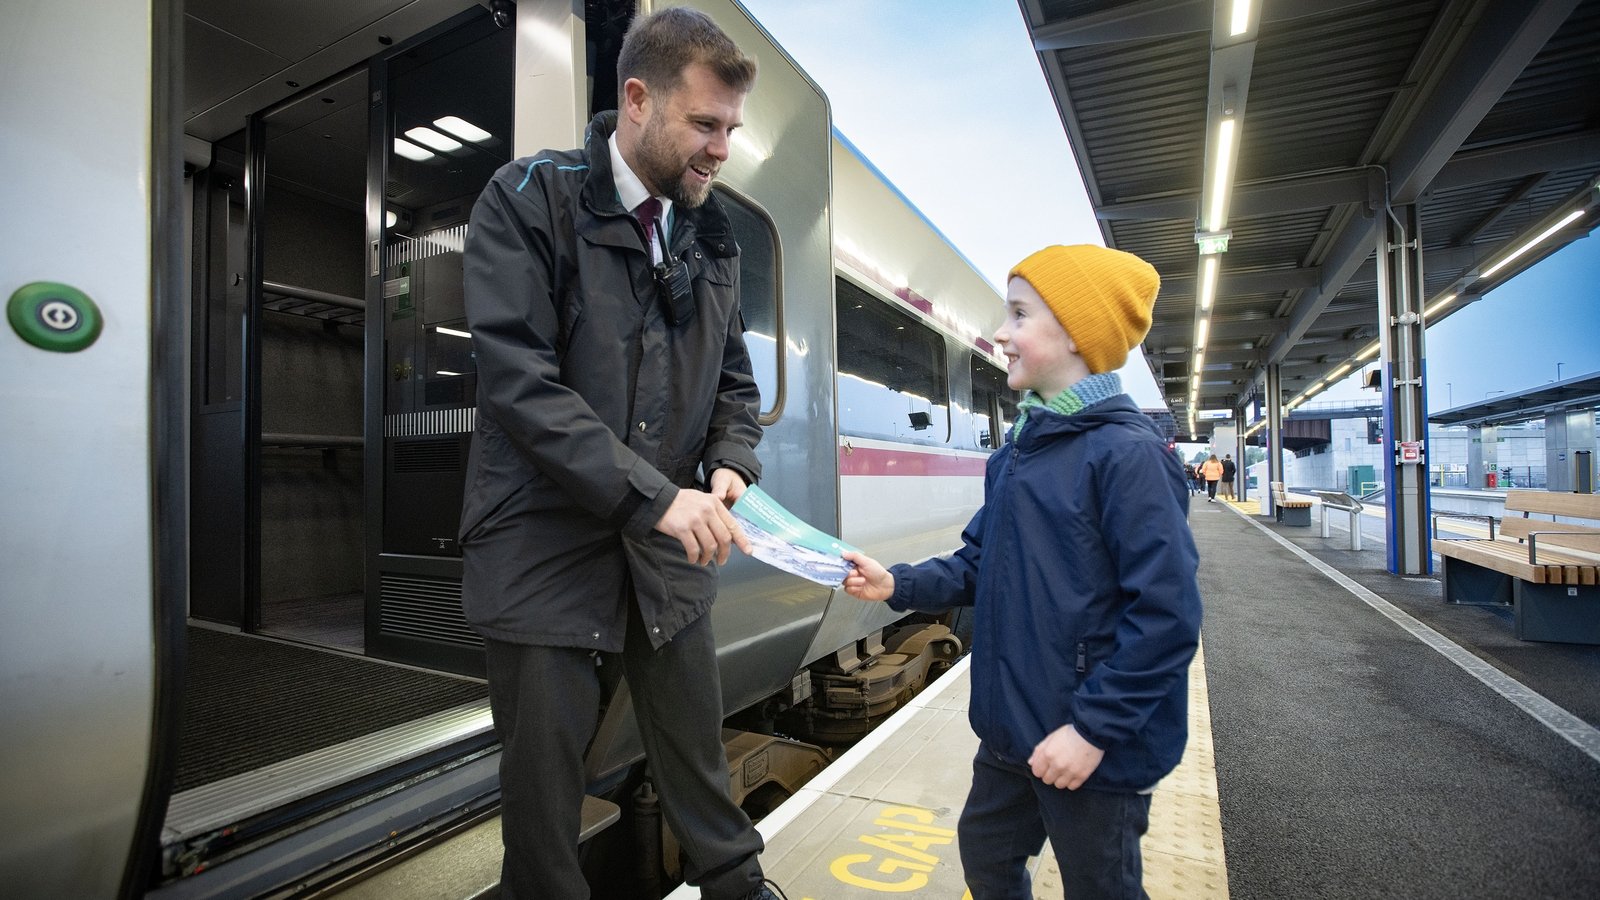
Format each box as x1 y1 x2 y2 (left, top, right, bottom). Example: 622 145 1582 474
485 602 764 899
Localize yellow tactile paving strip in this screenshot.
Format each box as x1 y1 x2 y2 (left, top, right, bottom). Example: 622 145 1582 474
723 639 1230 900
1030 640 1228 899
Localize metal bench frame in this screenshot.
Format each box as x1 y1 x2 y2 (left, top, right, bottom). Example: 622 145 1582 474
1315 491 1364 550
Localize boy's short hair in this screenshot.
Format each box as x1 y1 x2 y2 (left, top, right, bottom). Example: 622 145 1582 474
1009 245 1160 374
618 7 758 100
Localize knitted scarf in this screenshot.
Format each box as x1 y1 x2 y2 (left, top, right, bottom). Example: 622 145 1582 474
1011 372 1123 441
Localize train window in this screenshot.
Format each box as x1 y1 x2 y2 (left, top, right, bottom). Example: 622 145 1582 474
970 356 1018 449
715 187 781 422
836 278 949 444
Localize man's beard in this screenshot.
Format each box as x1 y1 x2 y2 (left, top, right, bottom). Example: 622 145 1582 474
636 118 715 208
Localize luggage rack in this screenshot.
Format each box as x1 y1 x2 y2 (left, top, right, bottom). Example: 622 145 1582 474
262 280 364 327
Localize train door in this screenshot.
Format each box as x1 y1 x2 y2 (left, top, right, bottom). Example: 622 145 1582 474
367 15 516 675
0 0 182 896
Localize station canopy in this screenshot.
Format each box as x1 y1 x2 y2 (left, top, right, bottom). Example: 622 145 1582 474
1017 0 1600 431
1430 371 1600 427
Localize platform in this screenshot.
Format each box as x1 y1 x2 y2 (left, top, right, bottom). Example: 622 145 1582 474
340 493 1600 899
677 642 1228 900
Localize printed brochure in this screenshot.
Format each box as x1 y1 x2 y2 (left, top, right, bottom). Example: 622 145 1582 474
730 485 858 586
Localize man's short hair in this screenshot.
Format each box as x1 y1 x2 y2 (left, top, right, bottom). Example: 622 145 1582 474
618 7 757 100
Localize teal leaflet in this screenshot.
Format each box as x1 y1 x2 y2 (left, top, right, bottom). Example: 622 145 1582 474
730 485 858 586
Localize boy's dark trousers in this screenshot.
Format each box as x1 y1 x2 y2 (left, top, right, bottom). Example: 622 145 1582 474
959 743 1151 899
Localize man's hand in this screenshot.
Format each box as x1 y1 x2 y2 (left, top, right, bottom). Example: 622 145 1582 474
655 483 750 566
1028 723 1104 790
841 551 895 602
708 467 748 506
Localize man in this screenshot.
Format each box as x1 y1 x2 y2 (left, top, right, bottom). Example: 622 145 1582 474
459 8 778 899
1220 453 1237 500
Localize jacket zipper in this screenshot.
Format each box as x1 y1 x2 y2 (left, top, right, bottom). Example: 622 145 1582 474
1075 641 1087 674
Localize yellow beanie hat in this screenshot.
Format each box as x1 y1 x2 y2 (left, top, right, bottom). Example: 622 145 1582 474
1008 244 1160 374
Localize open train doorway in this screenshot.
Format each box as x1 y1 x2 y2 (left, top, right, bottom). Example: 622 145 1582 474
166 7 512 888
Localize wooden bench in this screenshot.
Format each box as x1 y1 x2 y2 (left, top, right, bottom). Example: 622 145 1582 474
1270 481 1316 527
1433 490 1600 644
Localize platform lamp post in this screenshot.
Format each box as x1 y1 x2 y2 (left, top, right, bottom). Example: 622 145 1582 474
1447 382 1452 408
1557 362 1565 381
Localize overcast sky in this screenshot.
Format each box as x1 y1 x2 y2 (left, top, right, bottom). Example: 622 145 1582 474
736 0 1600 418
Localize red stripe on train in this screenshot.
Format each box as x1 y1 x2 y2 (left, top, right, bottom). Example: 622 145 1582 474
838 445 989 477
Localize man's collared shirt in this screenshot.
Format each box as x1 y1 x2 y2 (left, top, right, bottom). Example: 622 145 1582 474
609 132 673 263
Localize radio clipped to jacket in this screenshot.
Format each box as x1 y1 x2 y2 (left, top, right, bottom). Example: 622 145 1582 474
653 255 695 326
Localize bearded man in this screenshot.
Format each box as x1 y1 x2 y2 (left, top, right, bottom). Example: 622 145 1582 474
460 7 779 899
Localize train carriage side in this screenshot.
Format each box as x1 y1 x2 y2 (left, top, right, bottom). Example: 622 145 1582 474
0 0 1010 895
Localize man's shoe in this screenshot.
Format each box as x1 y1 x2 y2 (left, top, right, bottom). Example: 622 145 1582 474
740 879 789 900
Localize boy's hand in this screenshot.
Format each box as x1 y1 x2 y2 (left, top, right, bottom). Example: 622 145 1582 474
1029 724 1104 790
841 551 894 602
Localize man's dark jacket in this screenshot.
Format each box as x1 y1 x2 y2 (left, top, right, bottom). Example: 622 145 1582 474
459 111 762 652
886 396 1202 791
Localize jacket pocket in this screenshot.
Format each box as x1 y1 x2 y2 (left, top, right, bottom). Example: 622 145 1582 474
555 285 585 359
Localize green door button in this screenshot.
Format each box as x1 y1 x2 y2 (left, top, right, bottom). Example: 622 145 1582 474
8 281 104 352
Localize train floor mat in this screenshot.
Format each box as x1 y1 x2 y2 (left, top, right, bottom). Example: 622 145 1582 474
173 626 487 792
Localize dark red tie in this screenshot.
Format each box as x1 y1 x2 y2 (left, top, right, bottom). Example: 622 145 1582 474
634 197 662 247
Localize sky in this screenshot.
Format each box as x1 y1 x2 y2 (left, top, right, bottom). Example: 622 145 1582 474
735 0 1600 417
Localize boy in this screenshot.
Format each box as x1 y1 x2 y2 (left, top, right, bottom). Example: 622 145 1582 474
843 244 1202 899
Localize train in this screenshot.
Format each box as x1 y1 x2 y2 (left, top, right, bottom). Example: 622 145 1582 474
0 1 1019 897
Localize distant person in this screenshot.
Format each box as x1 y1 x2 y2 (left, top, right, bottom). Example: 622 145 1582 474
460 9 780 899
1183 462 1200 495
841 244 1203 899
1220 454 1237 500
1201 453 1223 502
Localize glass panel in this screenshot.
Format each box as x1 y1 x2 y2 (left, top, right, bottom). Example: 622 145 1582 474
836 278 949 444
716 189 779 417
970 355 1018 449
383 16 513 416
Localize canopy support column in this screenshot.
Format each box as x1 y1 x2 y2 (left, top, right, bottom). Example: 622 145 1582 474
1377 203 1432 575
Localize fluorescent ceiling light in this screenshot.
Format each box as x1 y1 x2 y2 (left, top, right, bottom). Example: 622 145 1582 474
1423 292 1458 319
1196 317 1210 347
1198 256 1219 311
1230 0 1253 36
393 138 433 161
436 370 463 376
406 127 463 152
434 326 472 339
433 116 492 143
1206 118 1237 232
1356 342 1379 361
1331 363 1351 378
1479 209 1585 280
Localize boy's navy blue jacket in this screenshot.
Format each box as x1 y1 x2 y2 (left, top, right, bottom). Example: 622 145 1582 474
887 394 1202 792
